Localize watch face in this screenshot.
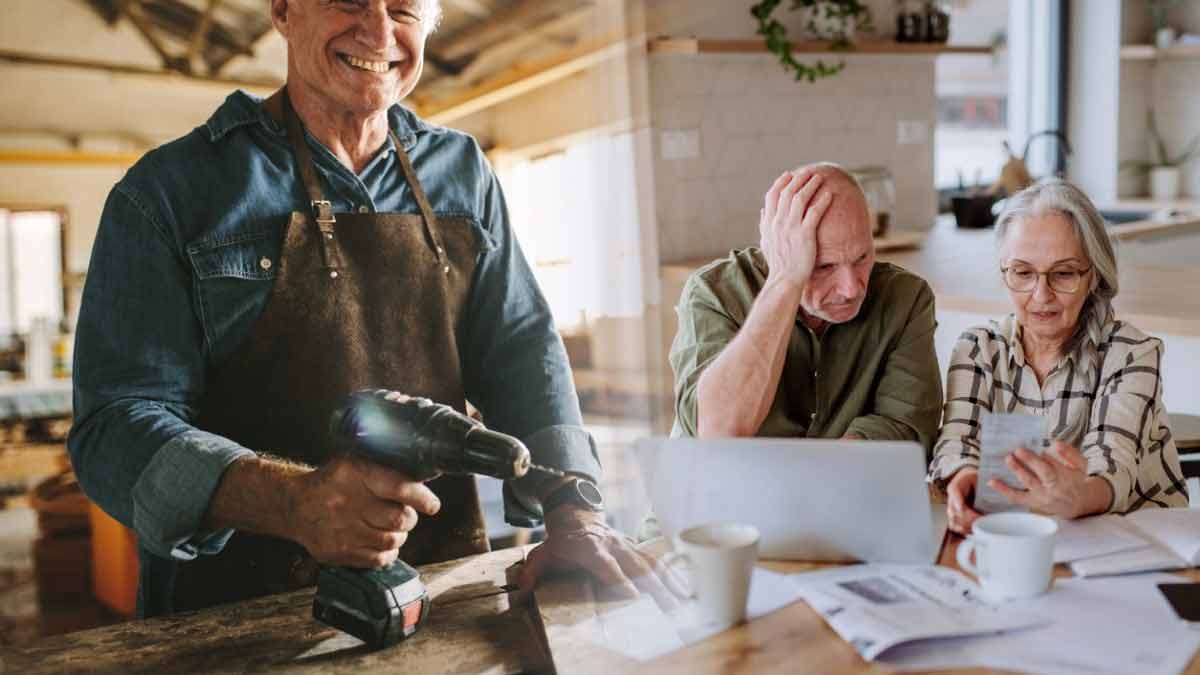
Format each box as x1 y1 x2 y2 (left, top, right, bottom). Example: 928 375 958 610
576 480 604 509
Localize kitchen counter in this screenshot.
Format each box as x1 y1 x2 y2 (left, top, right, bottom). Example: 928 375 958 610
660 215 1200 337
874 216 1200 336
1098 198 1200 241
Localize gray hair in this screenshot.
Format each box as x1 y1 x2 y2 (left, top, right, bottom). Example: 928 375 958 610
422 0 443 34
302 1 443 35
994 179 1118 358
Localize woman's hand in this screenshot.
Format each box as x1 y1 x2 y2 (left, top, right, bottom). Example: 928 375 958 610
989 441 1097 519
946 468 983 534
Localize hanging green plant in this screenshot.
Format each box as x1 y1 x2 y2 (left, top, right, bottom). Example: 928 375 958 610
750 0 874 83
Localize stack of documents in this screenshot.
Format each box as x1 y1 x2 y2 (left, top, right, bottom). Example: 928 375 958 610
791 565 1200 675
789 564 1050 660
878 573 1200 675
1060 509 1200 577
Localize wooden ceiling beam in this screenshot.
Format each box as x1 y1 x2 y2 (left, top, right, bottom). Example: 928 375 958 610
419 33 634 125
432 0 592 63
420 5 592 90
124 0 179 72
0 48 281 91
210 24 275 76
140 0 253 57
186 0 222 74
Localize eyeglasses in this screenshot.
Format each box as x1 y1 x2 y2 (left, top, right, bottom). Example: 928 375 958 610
1000 264 1092 293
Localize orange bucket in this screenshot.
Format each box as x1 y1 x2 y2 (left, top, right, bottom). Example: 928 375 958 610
87 502 138 616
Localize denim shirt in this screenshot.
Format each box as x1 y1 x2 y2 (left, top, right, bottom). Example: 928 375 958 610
68 91 600 589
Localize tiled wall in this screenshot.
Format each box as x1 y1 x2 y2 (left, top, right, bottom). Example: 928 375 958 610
649 53 938 263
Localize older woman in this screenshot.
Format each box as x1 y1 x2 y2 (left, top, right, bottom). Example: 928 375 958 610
930 180 1188 534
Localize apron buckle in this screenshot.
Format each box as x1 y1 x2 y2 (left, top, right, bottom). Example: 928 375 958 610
311 200 337 225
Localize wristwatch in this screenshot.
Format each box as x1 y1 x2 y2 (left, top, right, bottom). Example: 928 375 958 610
541 477 604 514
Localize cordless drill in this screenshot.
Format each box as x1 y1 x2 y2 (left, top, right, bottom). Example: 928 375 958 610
311 389 552 649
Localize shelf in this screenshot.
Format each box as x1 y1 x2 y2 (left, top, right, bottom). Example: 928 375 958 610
648 37 993 56
1120 43 1200 61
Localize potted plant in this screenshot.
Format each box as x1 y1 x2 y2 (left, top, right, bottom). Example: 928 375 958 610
1149 0 1182 49
1121 111 1199 201
751 0 874 82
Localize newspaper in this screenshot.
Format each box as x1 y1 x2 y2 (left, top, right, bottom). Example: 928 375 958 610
790 564 1050 661
975 412 1046 513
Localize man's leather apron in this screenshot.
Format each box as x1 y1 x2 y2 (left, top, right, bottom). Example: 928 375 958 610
172 91 489 612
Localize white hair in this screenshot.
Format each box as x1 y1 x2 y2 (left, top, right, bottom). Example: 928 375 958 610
421 0 443 34
994 179 1118 357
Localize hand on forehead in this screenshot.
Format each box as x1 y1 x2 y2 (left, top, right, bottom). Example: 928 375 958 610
794 167 872 254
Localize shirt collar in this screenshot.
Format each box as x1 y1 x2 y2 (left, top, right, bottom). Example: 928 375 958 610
1003 312 1103 370
1000 314 1027 367
203 89 425 151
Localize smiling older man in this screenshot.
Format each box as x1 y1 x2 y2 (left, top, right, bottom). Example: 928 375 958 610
68 0 671 617
670 163 943 448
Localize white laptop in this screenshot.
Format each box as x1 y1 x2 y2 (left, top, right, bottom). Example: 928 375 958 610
635 437 947 563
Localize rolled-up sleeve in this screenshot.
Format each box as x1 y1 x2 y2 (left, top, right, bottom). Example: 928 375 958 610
667 275 740 437
928 331 994 486
1082 338 1163 513
459 168 600 527
68 185 251 560
845 281 943 454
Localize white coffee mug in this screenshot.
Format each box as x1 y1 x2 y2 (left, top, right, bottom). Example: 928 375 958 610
664 522 760 626
956 512 1057 603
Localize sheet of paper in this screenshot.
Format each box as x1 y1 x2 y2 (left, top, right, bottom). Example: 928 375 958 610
1070 542 1186 577
1053 514 1151 563
789 564 1050 661
1126 508 1200 564
975 412 1047 513
880 573 1200 675
572 567 806 662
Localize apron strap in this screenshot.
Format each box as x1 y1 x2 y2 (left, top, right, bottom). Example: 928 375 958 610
282 90 343 278
391 132 450 274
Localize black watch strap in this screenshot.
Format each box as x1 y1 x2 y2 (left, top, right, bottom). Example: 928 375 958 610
542 477 604 514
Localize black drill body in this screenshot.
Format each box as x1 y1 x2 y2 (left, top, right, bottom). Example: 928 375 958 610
313 389 534 649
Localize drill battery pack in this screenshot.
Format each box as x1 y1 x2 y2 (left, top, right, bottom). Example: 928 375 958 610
312 560 430 649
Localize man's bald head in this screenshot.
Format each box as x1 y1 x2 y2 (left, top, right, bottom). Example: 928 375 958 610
790 163 876 326
793 163 872 234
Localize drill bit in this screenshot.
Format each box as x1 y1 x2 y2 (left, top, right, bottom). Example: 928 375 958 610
528 463 567 479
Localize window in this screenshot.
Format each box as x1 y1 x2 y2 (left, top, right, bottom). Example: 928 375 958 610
935 1 1010 190
0 209 64 336
500 131 646 332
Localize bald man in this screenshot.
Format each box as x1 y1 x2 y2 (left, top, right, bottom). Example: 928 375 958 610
669 163 943 451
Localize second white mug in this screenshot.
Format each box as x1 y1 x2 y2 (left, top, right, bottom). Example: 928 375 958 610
956 512 1058 603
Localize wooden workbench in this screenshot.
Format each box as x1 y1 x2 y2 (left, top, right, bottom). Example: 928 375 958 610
1 546 548 674
9 532 1200 674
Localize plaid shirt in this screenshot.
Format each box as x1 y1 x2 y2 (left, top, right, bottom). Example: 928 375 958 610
929 314 1188 513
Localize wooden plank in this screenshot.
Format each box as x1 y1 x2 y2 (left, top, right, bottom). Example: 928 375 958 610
0 150 142 167
0 49 281 92
647 37 992 56
1 546 550 674
420 35 635 125
1121 43 1200 61
185 0 222 73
